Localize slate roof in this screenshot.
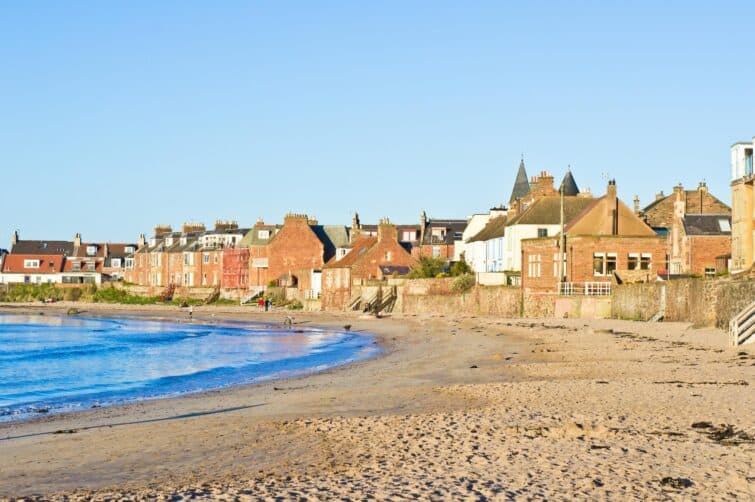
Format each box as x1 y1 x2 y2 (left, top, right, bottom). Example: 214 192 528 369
238 225 280 247
10 240 74 256
682 214 732 236
559 170 580 196
421 219 468 245
509 159 531 203
467 216 508 242
321 225 351 248
507 196 595 226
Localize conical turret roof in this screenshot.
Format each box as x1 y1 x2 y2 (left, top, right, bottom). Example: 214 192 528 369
509 158 530 203
559 169 579 196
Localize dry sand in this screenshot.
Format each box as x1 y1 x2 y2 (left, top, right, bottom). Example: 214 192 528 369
0 303 753 500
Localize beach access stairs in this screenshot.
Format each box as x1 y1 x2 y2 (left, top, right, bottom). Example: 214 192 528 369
729 299 755 346
350 287 398 313
240 287 265 304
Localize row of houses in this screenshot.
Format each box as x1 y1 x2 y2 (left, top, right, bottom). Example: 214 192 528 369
3 138 751 304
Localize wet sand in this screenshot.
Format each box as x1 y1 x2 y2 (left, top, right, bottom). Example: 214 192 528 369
0 303 753 500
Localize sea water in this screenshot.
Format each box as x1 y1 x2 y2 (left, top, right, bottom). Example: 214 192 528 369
0 313 378 422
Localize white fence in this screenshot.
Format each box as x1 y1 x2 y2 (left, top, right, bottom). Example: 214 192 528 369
558 282 612 296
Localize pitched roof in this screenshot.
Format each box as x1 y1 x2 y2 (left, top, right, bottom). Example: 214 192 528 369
421 219 467 245
10 240 74 256
682 214 732 236
321 225 351 248
509 158 530 203
238 225 280 247
559 170 580 196
508 196 595 226
640 189 731 229
324 236 378 268
468 215 507 242
1 254 65 274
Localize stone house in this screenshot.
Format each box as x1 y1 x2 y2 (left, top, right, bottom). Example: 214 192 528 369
321 220 416 310
521 180 666 294
639 182 731 275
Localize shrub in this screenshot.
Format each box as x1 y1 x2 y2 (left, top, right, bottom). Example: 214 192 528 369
407 257 449 279
451 273 475 294
287 300 304 310
450 256 472 276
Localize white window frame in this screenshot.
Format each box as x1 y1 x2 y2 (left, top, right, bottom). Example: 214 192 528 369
640 253 652 271
258 230 270 239
111 258 122 268
24 259 40 268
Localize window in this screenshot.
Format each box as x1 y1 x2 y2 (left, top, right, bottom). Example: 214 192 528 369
72 261 82 271
86 262 96 272
537 228 548 238
593 253 616 276
214 255 219 264
552 253 566 278
640 253 651 270
593 253 605 276
125 258 134 270
606 253 617 274
528 254 541 278
385 251 392 262
432 246 441 258
402 230 417 242
125 246 135 254
203 253 210 264
165 237 173 246
111 258 122 268
258 230 270 239
705 267 716 278
718 219 731 232
86 245 97 256
23 259 40 268
628 253 639 270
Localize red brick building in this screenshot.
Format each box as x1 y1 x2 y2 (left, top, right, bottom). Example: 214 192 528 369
222 248 250 289
321 221 416 310
522 180 666 294
639 182 731 275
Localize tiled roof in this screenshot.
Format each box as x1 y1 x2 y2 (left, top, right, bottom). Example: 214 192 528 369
321 225 351 248
508 196 596 226
682 214 732 236
1 254 65 274
63 260 103 273
10 240 74 255
324 237 378 268
467 216 507 242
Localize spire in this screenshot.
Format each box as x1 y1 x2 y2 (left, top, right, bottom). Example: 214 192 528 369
559 167 579 196
509 157 530 204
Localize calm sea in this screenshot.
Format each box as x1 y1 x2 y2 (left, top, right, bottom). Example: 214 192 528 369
0 313 377 422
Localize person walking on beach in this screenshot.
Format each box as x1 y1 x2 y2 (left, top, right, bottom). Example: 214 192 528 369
188 305 193 321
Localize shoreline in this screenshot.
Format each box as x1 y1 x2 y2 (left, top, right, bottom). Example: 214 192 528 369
0 303 752 499
0 306 384 426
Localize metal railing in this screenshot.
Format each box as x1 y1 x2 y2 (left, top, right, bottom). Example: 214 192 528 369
558 281 612 296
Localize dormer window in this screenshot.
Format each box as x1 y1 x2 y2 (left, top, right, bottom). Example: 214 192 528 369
258 230 270 239
111 258 122 268
180 237 187 246
165 237 174 246
23 259 40 268
86 245 97 256
125 246 135 254
72 261 82 271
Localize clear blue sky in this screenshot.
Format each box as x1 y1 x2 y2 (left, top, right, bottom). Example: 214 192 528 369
1 1 754 245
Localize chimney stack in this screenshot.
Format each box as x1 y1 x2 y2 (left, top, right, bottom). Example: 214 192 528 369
74 233 82 248
633 195 640 215
655 191 665 201
698 181 708 193
11 230 18 247
377 218 397 243
154 225 173 236
606 180 618 235
103 242 109 257
138 233 146 248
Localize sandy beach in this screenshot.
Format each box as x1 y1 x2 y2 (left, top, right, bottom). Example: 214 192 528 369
0 303 753 500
